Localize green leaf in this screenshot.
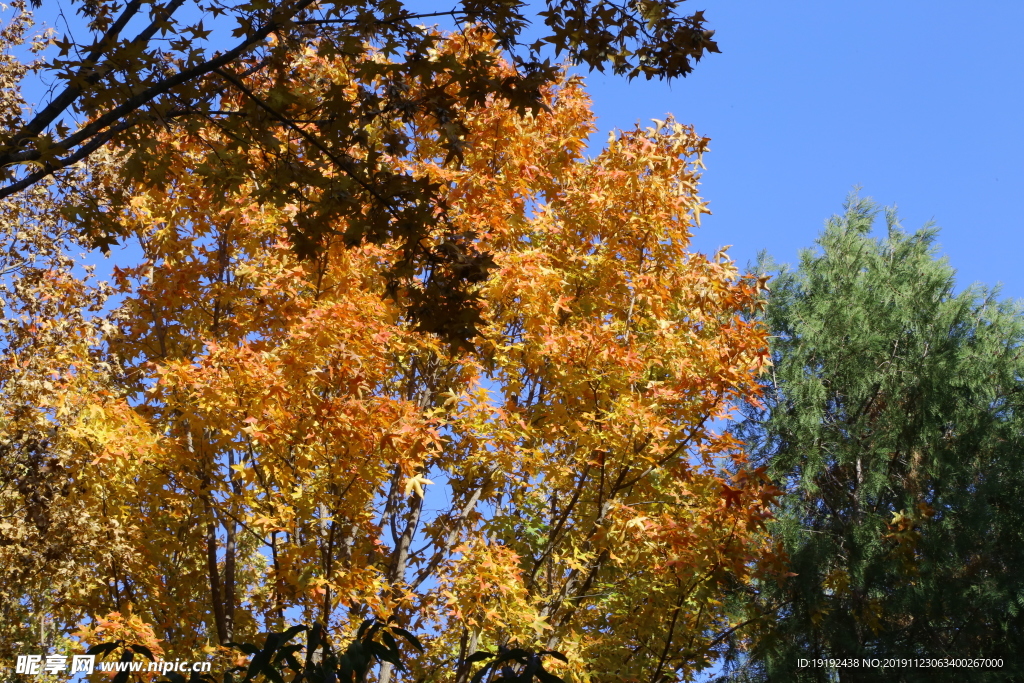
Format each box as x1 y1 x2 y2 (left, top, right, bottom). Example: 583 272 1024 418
86 642 121 658
130 644 156 661
388 627 423 651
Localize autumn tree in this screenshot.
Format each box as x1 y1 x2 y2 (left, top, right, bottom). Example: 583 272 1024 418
0 0 720 344
0 157 144 663
722 198 1024 682
1 34 776 682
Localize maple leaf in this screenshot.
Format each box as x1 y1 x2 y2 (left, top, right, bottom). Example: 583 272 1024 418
403 474 434 498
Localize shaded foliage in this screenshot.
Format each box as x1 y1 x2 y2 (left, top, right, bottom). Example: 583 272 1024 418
88 621 569 683
0 0 720 344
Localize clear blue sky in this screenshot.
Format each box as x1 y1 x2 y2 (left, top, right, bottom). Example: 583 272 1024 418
577 0 1024 299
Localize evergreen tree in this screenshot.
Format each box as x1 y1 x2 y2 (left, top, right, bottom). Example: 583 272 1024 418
724 196 1024 682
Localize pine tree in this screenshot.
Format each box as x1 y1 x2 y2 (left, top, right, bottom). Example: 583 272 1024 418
725 196 1024 682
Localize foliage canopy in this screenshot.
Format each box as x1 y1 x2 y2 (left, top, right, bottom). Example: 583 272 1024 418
0 0 720 344
0 34 775 683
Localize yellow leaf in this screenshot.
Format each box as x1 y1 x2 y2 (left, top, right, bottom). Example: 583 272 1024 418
403 474 434 498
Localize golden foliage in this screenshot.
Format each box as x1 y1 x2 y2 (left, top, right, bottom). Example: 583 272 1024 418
1 32 774 682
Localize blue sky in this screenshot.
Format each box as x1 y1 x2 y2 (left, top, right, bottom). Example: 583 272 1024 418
576 0 1024 299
